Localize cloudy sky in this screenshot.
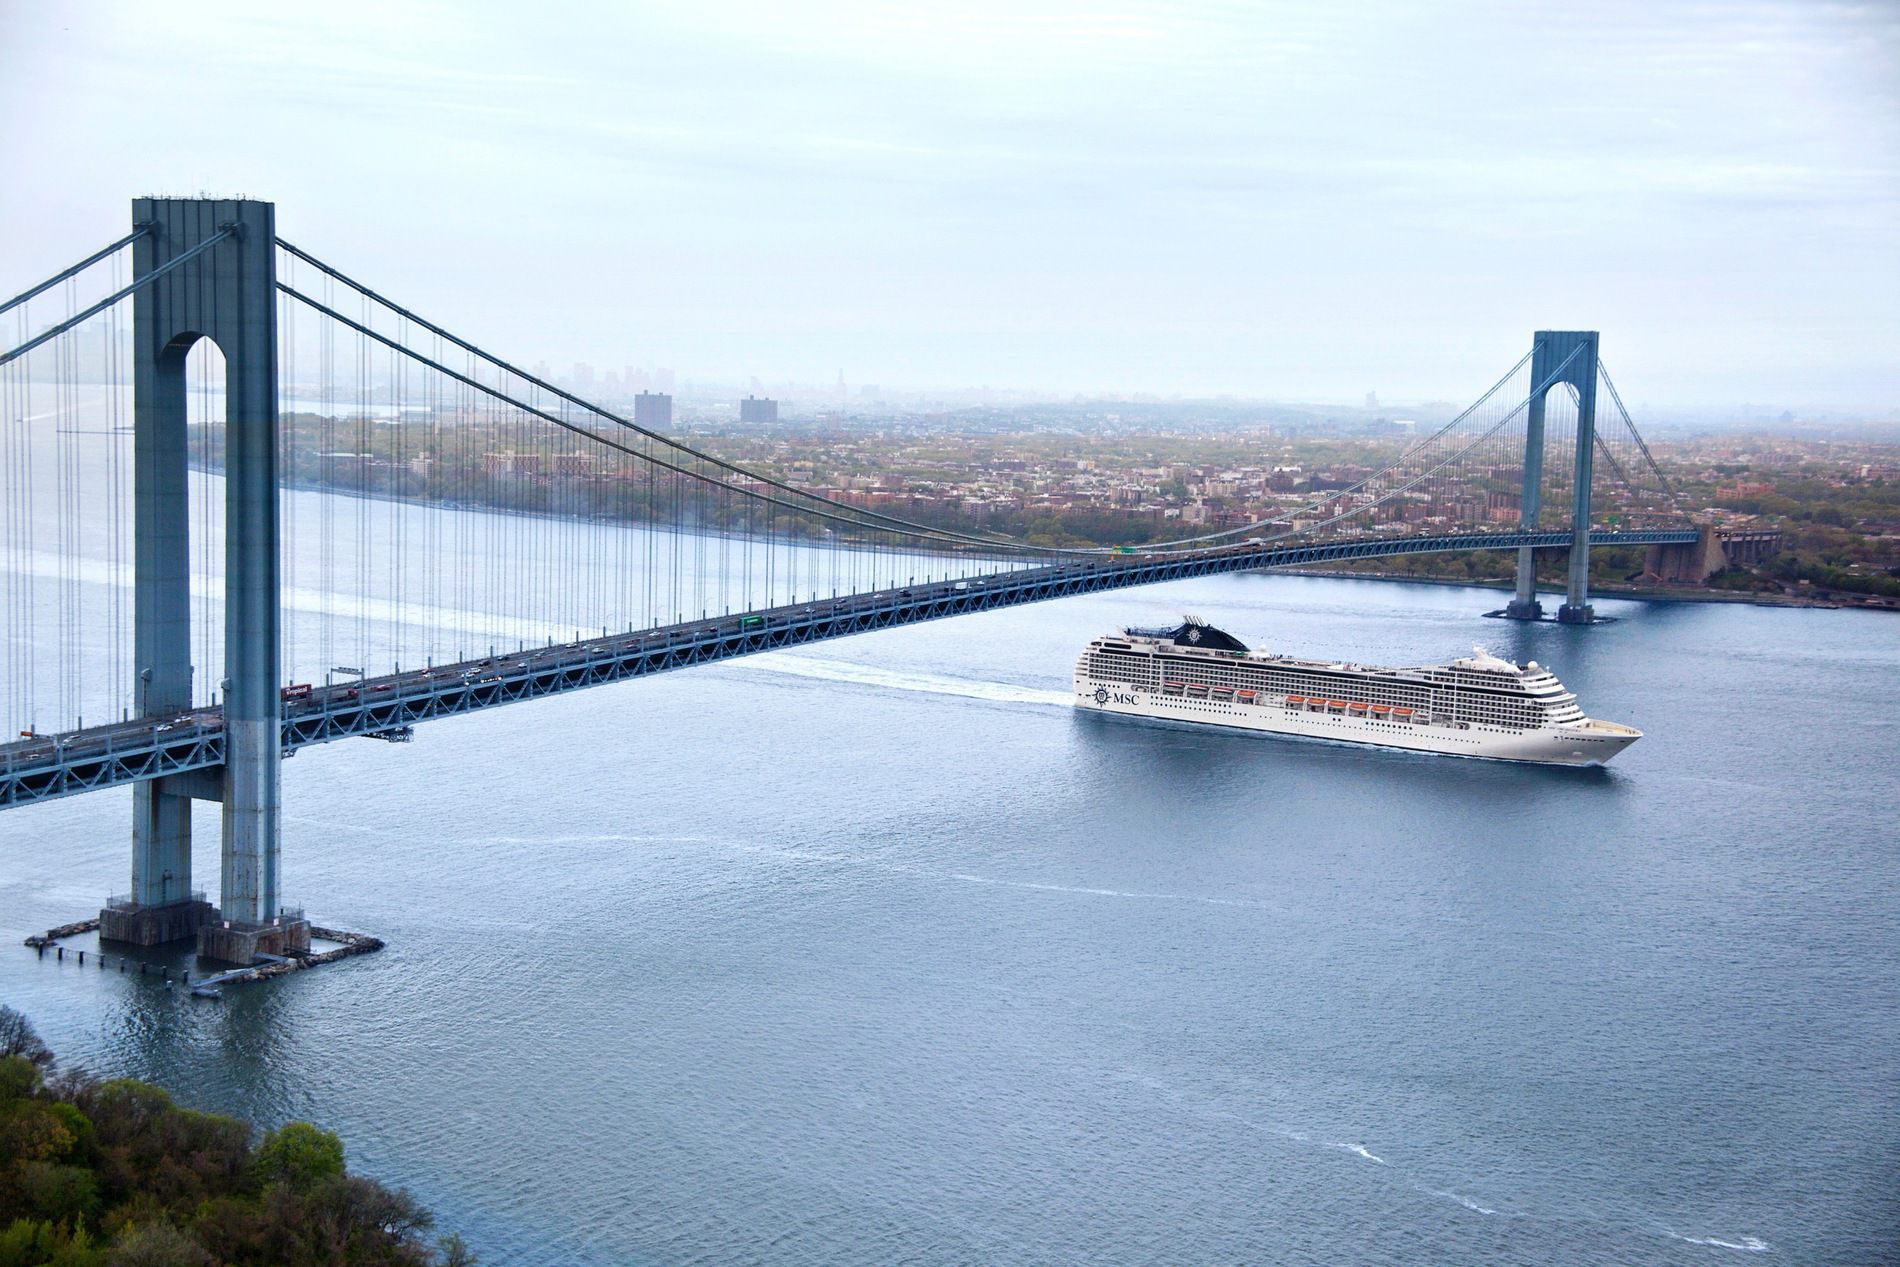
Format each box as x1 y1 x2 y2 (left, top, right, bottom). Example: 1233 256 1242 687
3 1 1895 408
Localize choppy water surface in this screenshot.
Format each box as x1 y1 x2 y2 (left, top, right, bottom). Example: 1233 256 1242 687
3 573 1896 1264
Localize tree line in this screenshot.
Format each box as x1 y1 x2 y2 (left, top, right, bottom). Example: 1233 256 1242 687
0 1006 471 1267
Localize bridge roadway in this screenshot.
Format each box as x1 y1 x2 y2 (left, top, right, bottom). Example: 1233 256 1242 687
1 527 1695 808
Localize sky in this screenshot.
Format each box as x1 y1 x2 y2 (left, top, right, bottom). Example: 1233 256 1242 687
2 0 1896 410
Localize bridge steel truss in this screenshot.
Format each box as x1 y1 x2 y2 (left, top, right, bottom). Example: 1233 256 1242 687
2 527 1695 812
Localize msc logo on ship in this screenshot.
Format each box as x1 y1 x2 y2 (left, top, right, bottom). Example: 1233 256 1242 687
1092 686 1139 706
1093 686 1111 704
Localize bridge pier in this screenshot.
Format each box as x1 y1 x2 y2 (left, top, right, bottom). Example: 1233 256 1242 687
96 197 303 965
1500 331 1601 623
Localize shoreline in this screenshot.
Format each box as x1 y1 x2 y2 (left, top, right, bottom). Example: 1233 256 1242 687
1275 568 1892 612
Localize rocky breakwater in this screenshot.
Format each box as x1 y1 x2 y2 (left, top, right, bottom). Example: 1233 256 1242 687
226 926 385 983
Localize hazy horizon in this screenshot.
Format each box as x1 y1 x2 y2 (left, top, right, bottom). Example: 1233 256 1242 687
3 0 1896 412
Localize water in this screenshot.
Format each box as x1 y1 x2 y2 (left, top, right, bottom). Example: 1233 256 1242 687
3 569 1897 1264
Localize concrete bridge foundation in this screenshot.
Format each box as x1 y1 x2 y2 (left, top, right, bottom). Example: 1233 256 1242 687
100 897 218 947
199 917 311 966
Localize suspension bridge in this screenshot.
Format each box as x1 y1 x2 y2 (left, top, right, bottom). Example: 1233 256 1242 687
3 197 1703 963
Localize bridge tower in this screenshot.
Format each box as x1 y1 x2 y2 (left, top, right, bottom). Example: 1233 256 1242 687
98 197 307 963
1503 329 1600 624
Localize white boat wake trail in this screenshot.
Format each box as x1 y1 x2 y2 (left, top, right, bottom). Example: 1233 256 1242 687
1282 1130 1386 1165
745 653 1071 708
946 872 1280 911
1667 1232 1771 1253
1424 1188 1503 1216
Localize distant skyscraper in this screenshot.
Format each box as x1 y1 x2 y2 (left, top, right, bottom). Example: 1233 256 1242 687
1365 390 1379 410
573 362 596 391
740 395 778 425
835 369 847 405
634 391 672 429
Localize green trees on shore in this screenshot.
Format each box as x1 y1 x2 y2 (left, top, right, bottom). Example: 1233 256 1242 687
0 1007 471 1267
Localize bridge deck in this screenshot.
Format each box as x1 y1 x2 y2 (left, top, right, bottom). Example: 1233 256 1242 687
2 528 1695 809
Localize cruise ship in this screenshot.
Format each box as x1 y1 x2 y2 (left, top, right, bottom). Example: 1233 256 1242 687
1074 617 1640 766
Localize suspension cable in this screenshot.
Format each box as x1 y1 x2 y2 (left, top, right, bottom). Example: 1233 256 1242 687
0 228 234 368
1126 349 1538 552
276 281 1070 559
1263 346 1586 546
0 228 148 320
273 239 1067 553
1596 360 1680 506
277 237 1617 563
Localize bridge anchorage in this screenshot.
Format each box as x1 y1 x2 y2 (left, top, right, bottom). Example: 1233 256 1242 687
0 197 1696 966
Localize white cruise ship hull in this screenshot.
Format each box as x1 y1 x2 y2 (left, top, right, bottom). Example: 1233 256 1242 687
1075 620 1641 766
1072 680 1640 767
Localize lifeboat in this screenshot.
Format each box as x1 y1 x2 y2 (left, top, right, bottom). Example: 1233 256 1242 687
1348 702 1369 713
1371 704 1392 714
1187 683 1208 695
1211 685 1233 695
1392 707 1414 719
1327 699 1348 710
1163 679 1185 694
1235 689 1257 702
1285 695 1304 706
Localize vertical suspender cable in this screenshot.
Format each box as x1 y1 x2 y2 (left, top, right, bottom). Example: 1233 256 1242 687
282 253 296 689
